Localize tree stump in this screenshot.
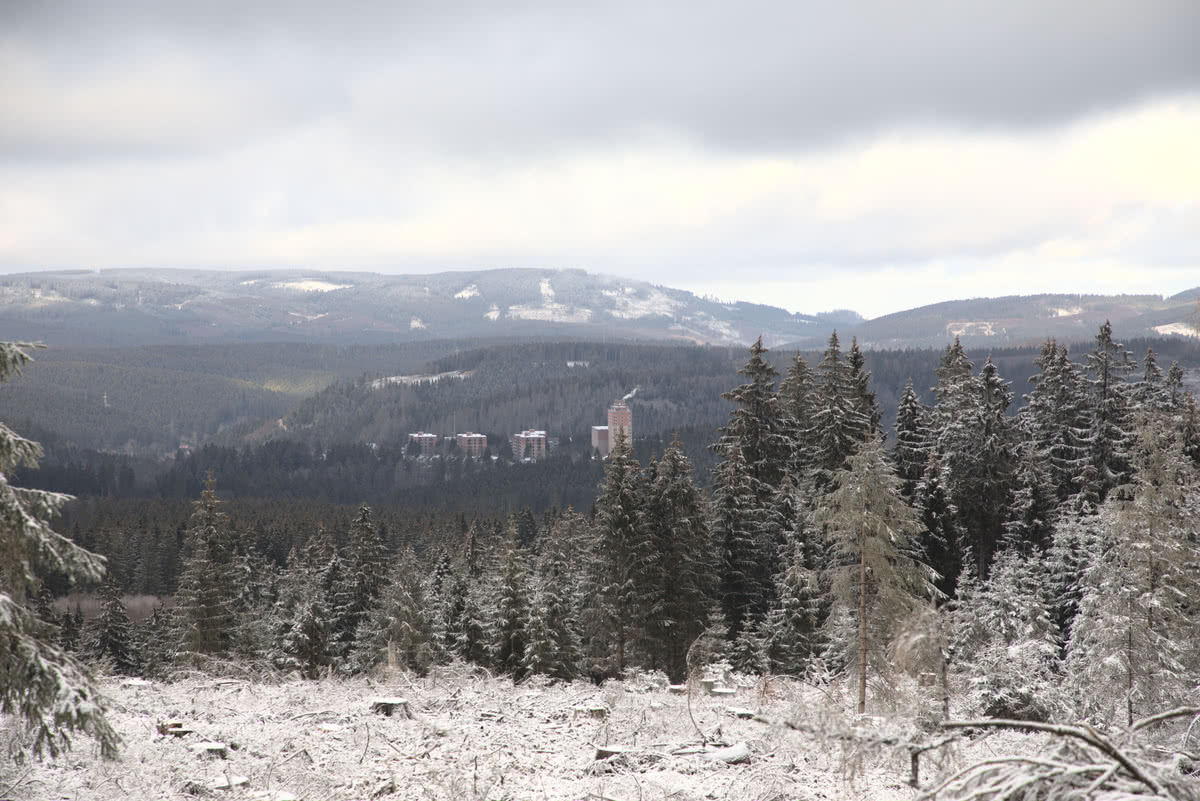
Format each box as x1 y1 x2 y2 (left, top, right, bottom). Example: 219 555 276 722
370 698 412 718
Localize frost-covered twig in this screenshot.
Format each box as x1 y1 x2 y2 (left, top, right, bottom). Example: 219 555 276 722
942 719 1164 796
1131 707 1200 732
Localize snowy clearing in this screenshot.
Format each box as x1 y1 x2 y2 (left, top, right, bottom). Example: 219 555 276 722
1154 322 1200 338
485 304 501 321
410 317 426 330
368 370 473 389
271 281 353 293
1050 306 1082 317
603 288 683 320
455 284 480 300
945 321 995 337
1 670 1044 801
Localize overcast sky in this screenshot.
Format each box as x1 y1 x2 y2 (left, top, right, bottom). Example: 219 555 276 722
2 1 1198 318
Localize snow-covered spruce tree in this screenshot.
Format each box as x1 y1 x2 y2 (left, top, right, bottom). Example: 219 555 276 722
952 547 1061 721
816 436 939 713
1086 320 1136 500
490 523 531 678
1002 441 1058 552
58 604 83 653
134 604 172 679
893 379 932 500
729 615 770 674
1045 502 1101 650
714 335 790 503
351 546 434 675
86 578 137 675
583 429 651 677
810 331 871 490
0 341 119 757
778 351 818 477
1021 340 1093 505
441 521 490 667
711 441 772 638
931 350 1017 581
1067 414 1200 725
332 505 390 662
1183 392 1200 467
271 548 335 678
173 474 240 659
764 480 827 675
1135 346 1168 411
846 337 882 437
523 508 584 679
913 453 961 600
1167 361 1186 409
640 436 714 681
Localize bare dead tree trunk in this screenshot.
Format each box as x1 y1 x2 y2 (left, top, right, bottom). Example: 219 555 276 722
858 530 868 715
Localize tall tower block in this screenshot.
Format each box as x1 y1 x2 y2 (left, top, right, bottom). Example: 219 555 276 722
608 399 632 446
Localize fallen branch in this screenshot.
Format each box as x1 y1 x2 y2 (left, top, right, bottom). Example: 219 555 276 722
942 719 1164 796
1131 707 1200 733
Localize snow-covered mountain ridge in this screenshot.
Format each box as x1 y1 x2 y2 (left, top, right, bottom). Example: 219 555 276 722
1 267 1197 349
0 268 823 348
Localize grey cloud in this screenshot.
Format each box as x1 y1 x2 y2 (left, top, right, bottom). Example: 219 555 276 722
2 0 1198 163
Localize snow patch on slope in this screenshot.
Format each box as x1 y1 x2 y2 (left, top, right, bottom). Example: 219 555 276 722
602 287 682 319
947 321 996 337
508 278 593 323
454 284 480 299
272 280 352 292
369 370 473 389
1154 322 1200 338
288 311 328 321
410 317 426 330
1051 306 1082 317
485 304 501 321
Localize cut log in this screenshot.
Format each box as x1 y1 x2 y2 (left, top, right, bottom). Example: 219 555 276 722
189 742 228 759
210 774 249 790
158 720 194 737
726 707 756 719
709 687 737 698
369 698 411 718
594 744 638 760
667 684 687 695
701 742 751 764
699 678 717 693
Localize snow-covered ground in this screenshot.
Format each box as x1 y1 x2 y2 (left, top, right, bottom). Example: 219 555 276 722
271 280 353 293
368 371 472 390
1154 322 1200 338
2 669 1045 801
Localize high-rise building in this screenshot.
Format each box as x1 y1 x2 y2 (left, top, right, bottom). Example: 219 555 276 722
608 399 632 444
592 399 633 458
591 425 609 456
407 432 439 457
510 430 547 461
456 432 488 458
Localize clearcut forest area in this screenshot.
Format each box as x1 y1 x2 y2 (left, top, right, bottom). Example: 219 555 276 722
5 309 1200 801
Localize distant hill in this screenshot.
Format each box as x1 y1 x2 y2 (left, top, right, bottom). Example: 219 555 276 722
4 268 1195 352
0 267 825 348
839 292 1200 349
